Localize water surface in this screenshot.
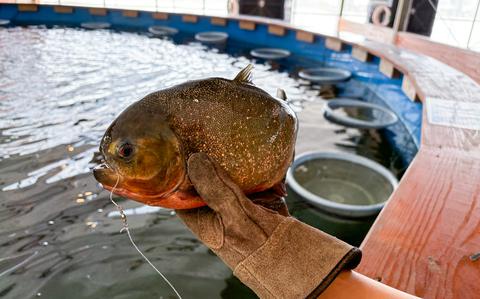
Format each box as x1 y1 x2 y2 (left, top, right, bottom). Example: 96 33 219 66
0 26 409 298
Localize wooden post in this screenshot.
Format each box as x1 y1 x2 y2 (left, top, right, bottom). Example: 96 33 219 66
392 0 412 43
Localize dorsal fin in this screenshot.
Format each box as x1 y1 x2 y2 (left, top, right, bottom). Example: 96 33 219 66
276 88 287 101
233 64 254 85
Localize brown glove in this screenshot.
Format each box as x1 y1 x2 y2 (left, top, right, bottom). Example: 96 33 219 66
177 153 361 299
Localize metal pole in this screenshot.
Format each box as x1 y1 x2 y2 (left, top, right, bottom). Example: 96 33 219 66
392 0 405 33
290 0 297 23
339 0 345 17
391 0 412 43
467 0 480 49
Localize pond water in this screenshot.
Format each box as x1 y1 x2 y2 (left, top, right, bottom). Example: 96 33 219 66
0 26 411 298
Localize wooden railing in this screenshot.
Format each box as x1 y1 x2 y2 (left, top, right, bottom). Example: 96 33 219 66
338 18 480 84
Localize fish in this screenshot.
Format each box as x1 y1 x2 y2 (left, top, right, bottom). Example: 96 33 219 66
93 64 298 209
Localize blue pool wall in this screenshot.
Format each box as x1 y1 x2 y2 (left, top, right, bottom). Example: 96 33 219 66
0 3 422 164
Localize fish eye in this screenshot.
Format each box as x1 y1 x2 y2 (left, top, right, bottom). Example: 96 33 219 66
118 142 134 159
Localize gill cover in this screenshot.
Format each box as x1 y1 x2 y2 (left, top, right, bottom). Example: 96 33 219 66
95 106 186 199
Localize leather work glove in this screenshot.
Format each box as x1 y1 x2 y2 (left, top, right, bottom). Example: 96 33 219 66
177 153 361 299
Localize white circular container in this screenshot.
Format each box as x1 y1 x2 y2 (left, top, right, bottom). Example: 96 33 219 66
324 98 399 129
298 67 352 84
287 152 398 217
250 48 291 60
194 31 229 43
148 25 179 36
81 22 111 30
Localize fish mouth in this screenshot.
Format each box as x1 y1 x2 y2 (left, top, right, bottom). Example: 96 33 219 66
93 163 169 202
93 163 118 190
93 163 137 198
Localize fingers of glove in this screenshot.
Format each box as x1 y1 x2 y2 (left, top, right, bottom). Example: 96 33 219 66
240 197 286 235
250 192 290 217
176 207 224 249
175 207 205 234
188 153 283 237
187 153 250 216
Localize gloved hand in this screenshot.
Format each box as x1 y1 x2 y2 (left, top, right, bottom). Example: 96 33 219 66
177 153 361 299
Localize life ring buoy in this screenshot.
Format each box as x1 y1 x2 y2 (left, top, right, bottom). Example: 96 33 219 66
372 4 391 27
227 0 239 15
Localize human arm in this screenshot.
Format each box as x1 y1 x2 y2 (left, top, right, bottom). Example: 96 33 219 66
319 270 418 299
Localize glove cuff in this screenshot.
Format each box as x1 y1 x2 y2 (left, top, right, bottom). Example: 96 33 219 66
233 218 361 299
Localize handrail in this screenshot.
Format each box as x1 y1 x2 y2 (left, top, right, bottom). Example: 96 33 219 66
338 18 480 84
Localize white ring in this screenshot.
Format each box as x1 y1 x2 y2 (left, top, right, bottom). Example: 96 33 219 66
372 5 391 27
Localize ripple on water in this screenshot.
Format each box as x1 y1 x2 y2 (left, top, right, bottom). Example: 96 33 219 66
0 27 311 190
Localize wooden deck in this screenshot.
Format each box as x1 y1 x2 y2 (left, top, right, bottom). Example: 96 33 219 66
344 38 480 299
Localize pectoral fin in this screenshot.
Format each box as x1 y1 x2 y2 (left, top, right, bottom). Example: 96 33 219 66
276 88 287 101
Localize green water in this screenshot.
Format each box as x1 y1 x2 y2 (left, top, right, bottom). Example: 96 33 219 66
293 159 394 206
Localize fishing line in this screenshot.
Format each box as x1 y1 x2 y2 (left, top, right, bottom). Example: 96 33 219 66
109 174 182 299
0 251 39 278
